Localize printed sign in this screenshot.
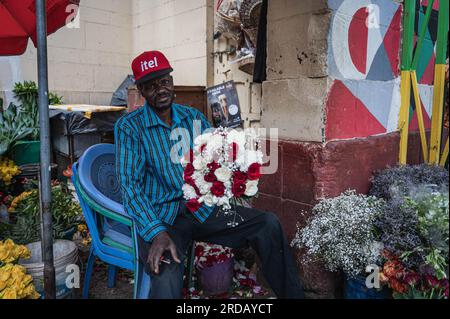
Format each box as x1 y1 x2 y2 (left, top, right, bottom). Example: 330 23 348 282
207 81 242 128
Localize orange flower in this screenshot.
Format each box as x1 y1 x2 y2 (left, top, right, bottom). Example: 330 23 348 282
390 278 409 294
383 260 404 279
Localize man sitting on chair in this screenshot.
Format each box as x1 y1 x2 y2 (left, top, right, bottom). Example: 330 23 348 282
115 51 304 299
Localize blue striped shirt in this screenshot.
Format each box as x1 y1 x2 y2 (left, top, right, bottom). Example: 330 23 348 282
115 102 214 242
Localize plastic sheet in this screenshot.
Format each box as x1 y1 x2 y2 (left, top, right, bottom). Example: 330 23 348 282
49 106 125 135
110 75 135 106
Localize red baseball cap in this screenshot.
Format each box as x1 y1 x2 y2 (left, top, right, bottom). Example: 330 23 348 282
132 51 173 85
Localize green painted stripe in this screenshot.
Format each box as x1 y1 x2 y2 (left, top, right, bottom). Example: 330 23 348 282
102 237 133 254
435 0 449 64
401 0 416 70
412 0 435 70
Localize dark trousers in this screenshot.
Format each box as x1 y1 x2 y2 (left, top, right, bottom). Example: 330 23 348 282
138 203 304 299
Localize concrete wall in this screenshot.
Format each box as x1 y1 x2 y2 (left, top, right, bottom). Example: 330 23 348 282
0 0 212 106
132 0 209 86
260 0 330 142
0 0 133 106
325 0 403 140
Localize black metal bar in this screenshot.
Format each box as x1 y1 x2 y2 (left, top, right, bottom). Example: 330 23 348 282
36 0 56 299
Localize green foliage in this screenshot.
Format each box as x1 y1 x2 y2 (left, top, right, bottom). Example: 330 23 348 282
402 190 449 279
2 182 82 245
0 81 64 155
0 103 33 156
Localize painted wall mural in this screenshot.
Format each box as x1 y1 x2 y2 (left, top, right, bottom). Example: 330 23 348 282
325 0 439 140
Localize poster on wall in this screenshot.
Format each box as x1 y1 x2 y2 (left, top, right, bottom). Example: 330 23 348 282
207 81 242 128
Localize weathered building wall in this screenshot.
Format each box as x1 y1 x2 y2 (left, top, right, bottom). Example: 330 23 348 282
132 0 209 86
0 0 133 106
260 0 330 142
1 0 213 106
325 0 403 140
253 0 412 298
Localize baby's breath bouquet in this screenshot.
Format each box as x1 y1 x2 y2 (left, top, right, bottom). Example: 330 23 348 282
291 190 385 278
0 239 40 299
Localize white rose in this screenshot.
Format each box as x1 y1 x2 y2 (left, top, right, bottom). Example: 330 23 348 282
182 184 197 200
203 194 215 207
192 157 205 170
214 167 232 183
206 134 225 155
218 196 231 209
244 180 259 196
237 150 264 171
198 181 212 195
194 132 212 147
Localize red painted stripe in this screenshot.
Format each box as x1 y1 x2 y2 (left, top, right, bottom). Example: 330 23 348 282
348 7 369 74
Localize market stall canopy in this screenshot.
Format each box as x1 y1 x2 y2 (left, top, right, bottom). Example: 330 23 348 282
0 0 79 55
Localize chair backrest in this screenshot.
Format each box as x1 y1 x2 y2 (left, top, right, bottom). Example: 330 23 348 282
77 143 125 214
72 163 134 264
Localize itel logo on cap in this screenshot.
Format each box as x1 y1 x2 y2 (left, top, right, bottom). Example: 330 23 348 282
141 57 159 72
132 51 173 84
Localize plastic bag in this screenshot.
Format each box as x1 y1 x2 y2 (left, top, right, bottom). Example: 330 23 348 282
110 75 135 106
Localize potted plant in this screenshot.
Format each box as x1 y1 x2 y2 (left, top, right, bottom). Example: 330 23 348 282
291 190 387 299
6 81 63 166
194 242 235 296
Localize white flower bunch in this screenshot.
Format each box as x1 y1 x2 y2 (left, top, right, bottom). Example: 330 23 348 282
291 190 385 278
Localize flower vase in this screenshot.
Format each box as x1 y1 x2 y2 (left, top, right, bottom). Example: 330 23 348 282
197 257 234 296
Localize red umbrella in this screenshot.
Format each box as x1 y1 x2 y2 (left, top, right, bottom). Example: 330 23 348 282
0 0 80 299
0 0 79 55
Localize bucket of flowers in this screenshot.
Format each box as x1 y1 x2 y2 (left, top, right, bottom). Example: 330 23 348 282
0 239 40 299
180 127 264 227
291 190 388 299
194 242 235 296
376 185 449 299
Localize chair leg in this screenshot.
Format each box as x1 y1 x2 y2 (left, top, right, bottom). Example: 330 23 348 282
82 248 96 299
186 241 196 290
107 265 117 288
134 261 151 299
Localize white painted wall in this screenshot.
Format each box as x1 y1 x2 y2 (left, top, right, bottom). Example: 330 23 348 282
1 0 133 106
132 0 209 86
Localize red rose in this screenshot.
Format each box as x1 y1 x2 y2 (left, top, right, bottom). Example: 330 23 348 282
233 171 247 184
186 198 202 213
184 163 194 177
210 181 225 197
404 272 420 286
204 171 217 183
425 274 440 288
207 161 220 172
231 180 246 197
247 163 261 180
195 245 204 257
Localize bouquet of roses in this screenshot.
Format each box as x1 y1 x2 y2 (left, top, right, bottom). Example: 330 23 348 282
181 127 264 225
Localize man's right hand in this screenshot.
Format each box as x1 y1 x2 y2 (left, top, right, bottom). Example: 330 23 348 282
147 231 181 275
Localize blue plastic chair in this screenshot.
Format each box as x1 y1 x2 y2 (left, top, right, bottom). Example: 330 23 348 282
72 143 151 299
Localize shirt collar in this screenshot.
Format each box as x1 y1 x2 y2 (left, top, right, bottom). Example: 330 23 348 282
143 102 189 128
